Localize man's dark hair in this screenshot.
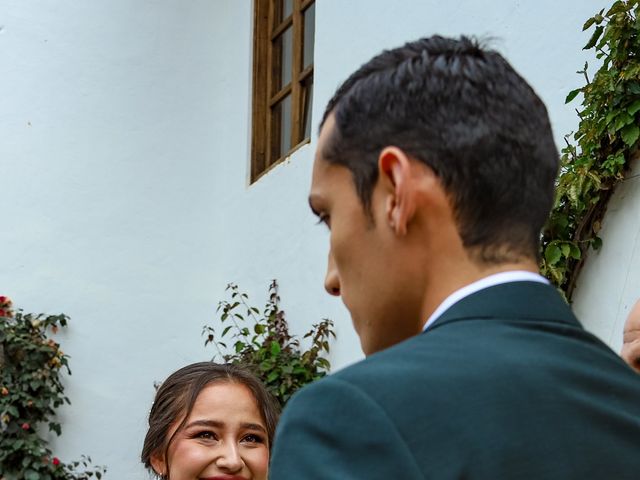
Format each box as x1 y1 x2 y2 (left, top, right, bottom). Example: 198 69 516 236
320 35 559 263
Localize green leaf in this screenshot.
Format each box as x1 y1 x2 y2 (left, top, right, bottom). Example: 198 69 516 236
584 25 604 50
627 99 640 116
614 113 633 130
560 244 571 257
259 359 273 371
582 17 596 31
317 357 330 369
569 244 581 260
620 124 640 146
49 422 62 435
606 1 627 16
555 214 569 230
565 88 582 103
270 342 281 356
24 470 40 480
591 236 603 250
545 244 562 266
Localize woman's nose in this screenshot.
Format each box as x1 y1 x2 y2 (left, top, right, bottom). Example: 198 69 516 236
215 442 244 473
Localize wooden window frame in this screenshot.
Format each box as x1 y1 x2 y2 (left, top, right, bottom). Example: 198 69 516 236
251 0 315 182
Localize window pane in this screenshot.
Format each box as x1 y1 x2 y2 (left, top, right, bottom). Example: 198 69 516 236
302 77 313 140
271 94 292 162
303 3 315 70
273 0 293 28
272 27 293 94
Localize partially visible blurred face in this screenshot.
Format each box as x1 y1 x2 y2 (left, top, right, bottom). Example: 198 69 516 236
309 115 425 355
622 300 640 373
153 382 269 480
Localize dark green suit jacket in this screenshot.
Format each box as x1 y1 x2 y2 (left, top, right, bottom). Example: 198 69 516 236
270 282 640 479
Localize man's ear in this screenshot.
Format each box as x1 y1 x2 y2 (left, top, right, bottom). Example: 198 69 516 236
150 451 167 478
378 146 417 236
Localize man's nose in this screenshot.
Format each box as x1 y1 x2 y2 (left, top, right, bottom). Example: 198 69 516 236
324 251 341 296
215 442 244 473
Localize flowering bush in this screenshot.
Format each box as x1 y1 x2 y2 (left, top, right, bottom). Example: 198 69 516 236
0 296 106 480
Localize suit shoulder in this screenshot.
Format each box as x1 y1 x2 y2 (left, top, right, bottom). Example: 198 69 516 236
272 367 424 479
285 369 375 411
328 333 442 383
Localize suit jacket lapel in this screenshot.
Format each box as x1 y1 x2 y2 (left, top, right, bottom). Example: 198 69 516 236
430 281 581 330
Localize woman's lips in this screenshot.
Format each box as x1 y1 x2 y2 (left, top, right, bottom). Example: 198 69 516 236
199 476 248 480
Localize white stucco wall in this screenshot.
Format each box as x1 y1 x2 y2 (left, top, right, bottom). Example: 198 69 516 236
1 0 634 478
572 158 640 352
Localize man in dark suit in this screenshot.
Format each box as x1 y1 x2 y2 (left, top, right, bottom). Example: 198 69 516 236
270 36 640 479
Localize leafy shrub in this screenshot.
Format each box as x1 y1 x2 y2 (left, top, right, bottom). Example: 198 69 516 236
203 280 335 406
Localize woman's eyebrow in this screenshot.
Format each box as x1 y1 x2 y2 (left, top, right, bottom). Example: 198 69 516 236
184 419 267 434
184 419 224 429
241 422 267 433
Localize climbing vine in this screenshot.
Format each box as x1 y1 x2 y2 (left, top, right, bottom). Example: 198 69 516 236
540 0 640 299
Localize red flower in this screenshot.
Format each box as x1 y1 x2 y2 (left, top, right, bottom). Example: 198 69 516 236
0 309 5 317
21 422 30 430
0 296 7 303
52 457 61 466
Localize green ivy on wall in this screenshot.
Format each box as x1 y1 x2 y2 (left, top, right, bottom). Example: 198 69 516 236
540 0 640 299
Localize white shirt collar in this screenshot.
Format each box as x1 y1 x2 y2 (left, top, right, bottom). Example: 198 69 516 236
422 270 549 332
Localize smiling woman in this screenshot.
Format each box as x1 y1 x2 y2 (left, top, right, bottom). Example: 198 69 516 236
141 363 280 480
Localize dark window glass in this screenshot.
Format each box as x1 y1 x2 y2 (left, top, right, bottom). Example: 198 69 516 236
271 94 292 161
303 3 315 70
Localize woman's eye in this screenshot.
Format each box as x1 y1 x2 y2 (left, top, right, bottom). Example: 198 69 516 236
241 433 265 444
195 430 216 440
